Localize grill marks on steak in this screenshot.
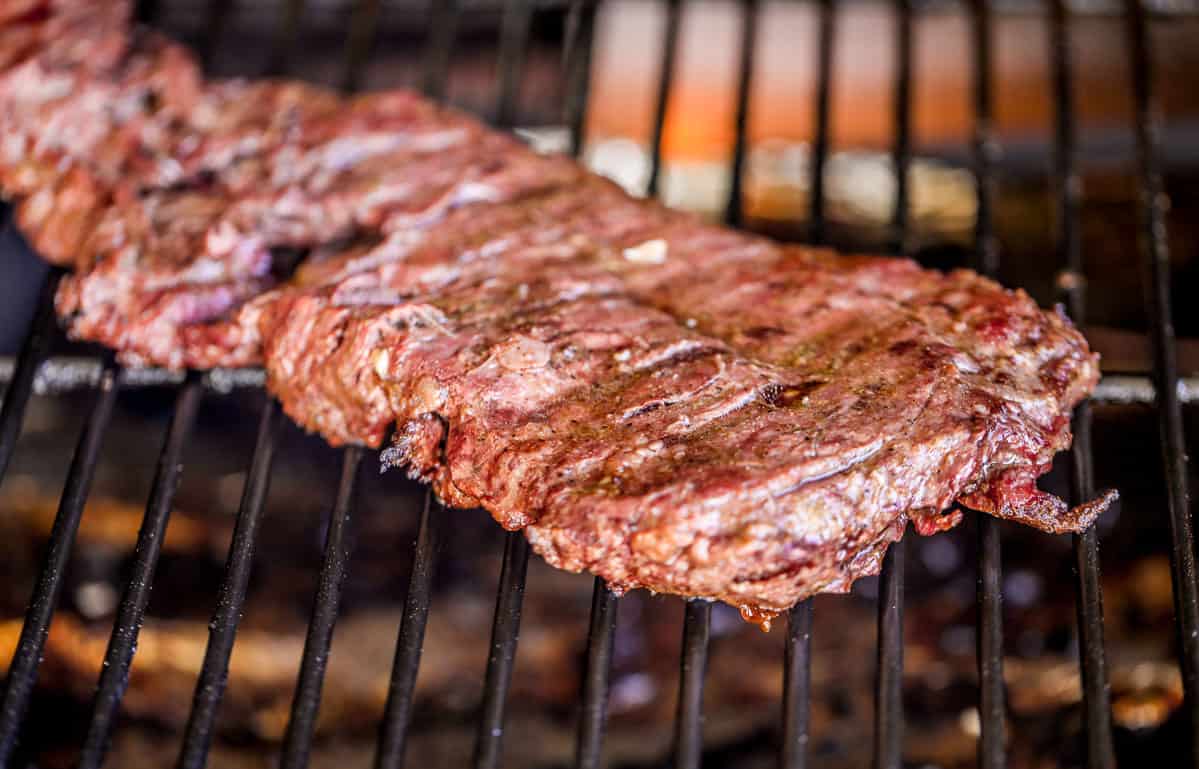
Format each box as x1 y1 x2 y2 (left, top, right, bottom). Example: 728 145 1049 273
2 20 1112 613
184 178 1107 611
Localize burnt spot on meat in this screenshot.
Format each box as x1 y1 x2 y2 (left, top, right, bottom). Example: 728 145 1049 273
268 246 308 281
888 339 918 356
622 400 665 420
758 381 824 408
740 325 785 341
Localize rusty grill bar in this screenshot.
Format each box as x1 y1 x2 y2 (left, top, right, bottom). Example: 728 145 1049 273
0 1 1196 768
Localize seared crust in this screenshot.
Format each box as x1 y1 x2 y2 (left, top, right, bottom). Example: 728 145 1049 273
215 180 1107 612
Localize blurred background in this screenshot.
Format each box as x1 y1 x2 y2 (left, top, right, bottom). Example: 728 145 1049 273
3 1 1199 767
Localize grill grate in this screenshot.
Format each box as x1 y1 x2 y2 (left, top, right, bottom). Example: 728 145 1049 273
0 1 1196 768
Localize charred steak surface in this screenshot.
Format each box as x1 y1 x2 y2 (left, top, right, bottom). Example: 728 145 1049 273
0 5 1113 616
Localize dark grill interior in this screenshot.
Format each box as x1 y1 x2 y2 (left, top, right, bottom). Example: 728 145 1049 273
0 1 1197 767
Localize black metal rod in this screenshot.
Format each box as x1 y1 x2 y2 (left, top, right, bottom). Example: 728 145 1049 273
374 490 443 769
781 599 813 769
1049 0 1084 304
266 0 306 77
176 398 283 769
77 377 204 769
421 0 459 102
889 0 912 255
472 530 532 769
575 579 618 769
873 539 904 769
968 2 1006 766
970 0 1000 278
1074 521 1116 769
494 0 534 129
134 0 160 23
977 518 1006 769
646 0 683 198
0 359 119 764
725 0 759 229
672 598 711 769
807 0 835 245
200 0 235 70
563 0 598 159
341 0 382 93
1049 1 1116 765
279 446 363 769
0 268 62 487
1124 0 1199 759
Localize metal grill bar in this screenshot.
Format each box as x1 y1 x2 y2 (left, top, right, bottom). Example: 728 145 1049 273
873 542 905 769
494 0 534 128
473 531 532 769
0 268 61 484
199 0 234 70
78 376 204 769
342 0 382 93
374 491 443 769
889 0 913 254
976 519 1006 769
575 580 618 769
421 0 460 102
968 2 1007 766
267 0 307 77
0 359 119 765
176 398 282 769
134 0 160 24
1074 529 1115 769
1124 0 1199 757
781 0 835 759
563 0 597 158
279 446 363 769
781 599 813 769
1048 0 1117 765
646 0 682 198
873 0 913 762
563 12 617 766
724 0 758 229
807 0 835 244
673 599 712 769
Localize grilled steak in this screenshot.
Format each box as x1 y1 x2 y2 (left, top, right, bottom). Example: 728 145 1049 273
3 17 1113 615
186 176 1105 614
